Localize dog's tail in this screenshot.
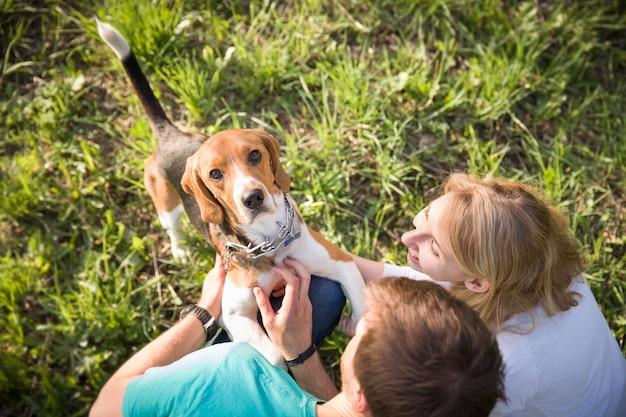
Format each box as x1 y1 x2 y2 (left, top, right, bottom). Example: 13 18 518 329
96 18 173 138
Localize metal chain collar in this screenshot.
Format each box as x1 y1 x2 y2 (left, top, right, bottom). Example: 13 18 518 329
223 194 301 270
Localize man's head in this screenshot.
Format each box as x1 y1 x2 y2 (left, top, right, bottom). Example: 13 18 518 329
342 278 505 417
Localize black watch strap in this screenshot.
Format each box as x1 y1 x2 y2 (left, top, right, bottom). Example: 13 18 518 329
285 344 317 367
179 304 218 342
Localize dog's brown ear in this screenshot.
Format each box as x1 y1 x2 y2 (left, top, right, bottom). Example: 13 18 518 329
260 131 291 192
181 156 224 224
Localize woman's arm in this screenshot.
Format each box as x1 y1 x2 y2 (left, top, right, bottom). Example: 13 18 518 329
89 256 226 417
350 253 385 281
350 253 432 282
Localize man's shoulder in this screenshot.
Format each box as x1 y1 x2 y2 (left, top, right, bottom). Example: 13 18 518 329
124 342 318 417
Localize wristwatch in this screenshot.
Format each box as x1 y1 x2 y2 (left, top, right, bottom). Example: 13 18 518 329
179 304 218 342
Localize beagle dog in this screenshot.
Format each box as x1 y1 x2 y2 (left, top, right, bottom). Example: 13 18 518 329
97 20 365 368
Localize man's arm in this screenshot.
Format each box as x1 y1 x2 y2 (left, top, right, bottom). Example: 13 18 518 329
287 351 339 400
255 258 339 400
89 255 226 417
90 314 209 417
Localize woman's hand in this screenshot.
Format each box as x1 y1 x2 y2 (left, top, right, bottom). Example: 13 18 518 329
254 258 313 361
197 253 226 319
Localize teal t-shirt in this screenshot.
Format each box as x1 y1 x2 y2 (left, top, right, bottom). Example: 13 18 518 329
123 342 319 417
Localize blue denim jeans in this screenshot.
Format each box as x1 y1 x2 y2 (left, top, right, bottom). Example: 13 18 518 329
212 275 346 347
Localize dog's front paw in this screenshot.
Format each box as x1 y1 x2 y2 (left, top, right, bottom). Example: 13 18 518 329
170 241 191 261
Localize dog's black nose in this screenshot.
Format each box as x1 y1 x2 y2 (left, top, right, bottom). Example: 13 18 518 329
243 189 265 210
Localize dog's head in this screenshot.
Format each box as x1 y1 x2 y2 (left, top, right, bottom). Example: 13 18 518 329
181 129 291 226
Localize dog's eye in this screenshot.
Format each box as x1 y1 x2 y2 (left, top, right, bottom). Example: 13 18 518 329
249 150 261 165
209 169 223 180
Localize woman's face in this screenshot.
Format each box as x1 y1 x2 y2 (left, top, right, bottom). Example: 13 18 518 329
401 194 472 283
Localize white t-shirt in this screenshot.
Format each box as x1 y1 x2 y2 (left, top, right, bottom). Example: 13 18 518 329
490 275 626 417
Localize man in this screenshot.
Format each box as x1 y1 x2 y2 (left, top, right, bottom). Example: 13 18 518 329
90 257 505 417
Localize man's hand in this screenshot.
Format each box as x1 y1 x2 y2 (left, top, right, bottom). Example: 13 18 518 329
197 253 226 319
254 258 313 361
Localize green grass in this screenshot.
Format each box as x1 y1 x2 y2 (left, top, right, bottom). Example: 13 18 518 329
1 0 625 415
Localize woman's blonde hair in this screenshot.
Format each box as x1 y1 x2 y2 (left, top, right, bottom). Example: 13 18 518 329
442 173 585 331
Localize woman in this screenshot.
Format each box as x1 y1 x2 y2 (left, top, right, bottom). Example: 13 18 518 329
353 173 626 417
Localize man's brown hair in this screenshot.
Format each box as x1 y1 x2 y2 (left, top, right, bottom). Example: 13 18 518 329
354 278 505 417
